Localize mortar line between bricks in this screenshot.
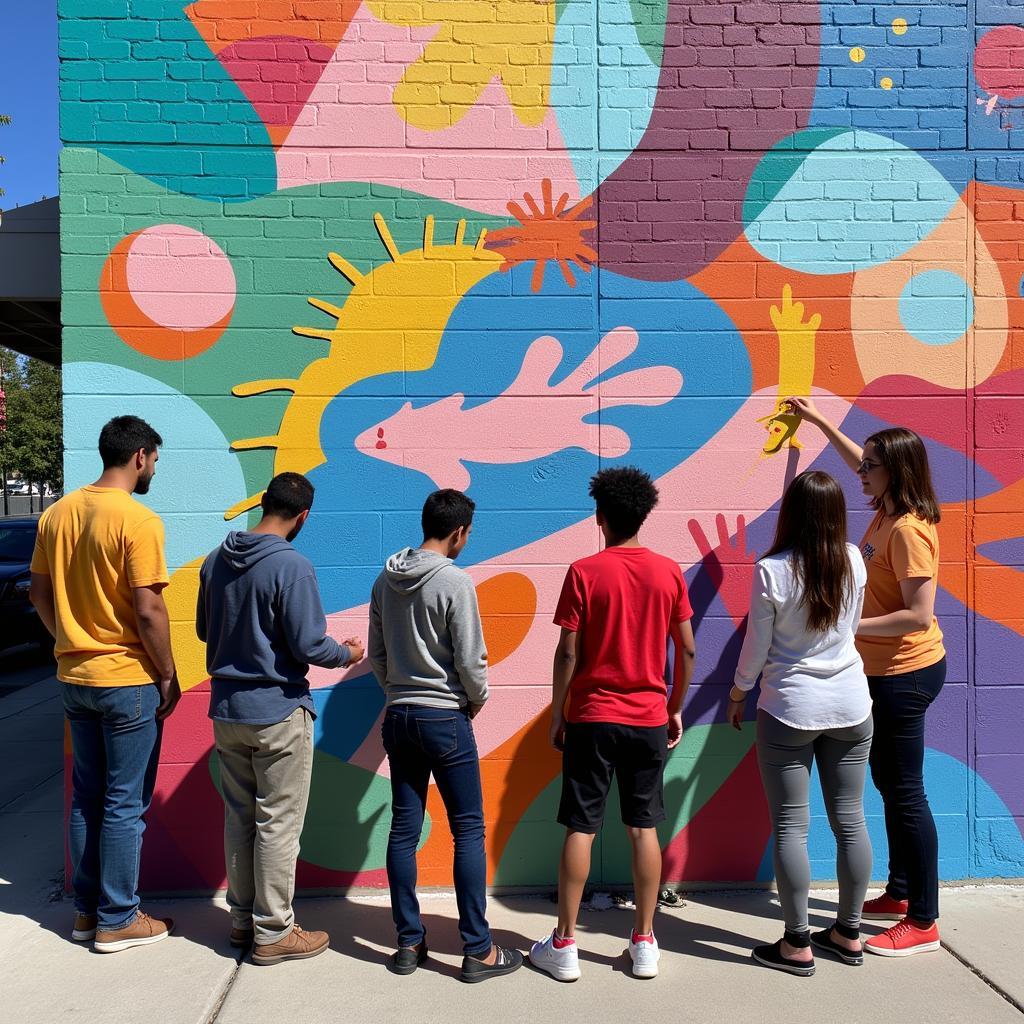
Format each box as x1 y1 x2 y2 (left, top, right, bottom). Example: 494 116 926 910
940 940 1024 1016
0 693 59 722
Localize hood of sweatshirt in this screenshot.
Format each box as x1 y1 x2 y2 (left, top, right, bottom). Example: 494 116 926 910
384 547 453 594
218 531 293 573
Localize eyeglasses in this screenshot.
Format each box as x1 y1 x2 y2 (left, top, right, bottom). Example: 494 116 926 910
857 460 882 473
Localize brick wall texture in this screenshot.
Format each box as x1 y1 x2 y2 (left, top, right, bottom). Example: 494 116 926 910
58 0 1024 889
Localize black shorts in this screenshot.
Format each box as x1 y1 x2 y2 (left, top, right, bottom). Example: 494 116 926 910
557 721 668 833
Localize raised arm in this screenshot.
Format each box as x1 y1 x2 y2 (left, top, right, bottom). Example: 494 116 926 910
786 396 864 475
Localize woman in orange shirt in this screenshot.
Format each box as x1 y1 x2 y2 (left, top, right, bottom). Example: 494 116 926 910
788 398 945 959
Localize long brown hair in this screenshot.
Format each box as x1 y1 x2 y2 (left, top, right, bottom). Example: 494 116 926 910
764 471 854 633
864 427 941 524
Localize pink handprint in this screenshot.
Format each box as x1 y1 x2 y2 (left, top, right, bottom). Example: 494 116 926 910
687 514 756 628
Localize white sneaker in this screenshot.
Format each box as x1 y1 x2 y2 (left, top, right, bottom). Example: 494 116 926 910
529 930 581 982
629 933 660 978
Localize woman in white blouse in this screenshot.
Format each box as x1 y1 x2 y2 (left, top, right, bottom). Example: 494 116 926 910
728 471 872 977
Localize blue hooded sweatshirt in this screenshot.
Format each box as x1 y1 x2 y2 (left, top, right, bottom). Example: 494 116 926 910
196 531 350 725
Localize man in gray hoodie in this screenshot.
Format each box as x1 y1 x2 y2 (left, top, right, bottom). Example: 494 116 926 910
369 488 522 983
196 472 363 965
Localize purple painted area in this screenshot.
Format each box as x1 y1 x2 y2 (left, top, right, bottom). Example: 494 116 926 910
978 537 1024 566
977 757 1024 816
977 687 1024 754
975 616 1024 686
596 0 821 280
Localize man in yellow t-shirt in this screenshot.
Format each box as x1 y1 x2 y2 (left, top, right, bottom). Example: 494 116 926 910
30 415 180 954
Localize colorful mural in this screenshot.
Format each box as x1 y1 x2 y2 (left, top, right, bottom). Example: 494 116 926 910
59 0 1024 890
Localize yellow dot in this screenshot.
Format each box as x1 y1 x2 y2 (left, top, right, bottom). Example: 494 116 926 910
849 47 866 64
881 77 894 90
892 17 908 35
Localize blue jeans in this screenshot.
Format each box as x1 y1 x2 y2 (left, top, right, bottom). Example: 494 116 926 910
62 683 162 930
867 656 946 924
382 705 491 957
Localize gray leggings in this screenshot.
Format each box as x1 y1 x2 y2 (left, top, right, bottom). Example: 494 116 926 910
756 710 873 935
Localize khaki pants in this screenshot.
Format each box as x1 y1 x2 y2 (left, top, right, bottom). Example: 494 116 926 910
214 708 314 944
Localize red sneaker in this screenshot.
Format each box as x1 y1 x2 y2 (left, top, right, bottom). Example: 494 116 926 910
865 919 940 957
862 892 909 920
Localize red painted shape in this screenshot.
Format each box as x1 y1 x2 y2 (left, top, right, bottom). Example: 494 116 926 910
216 36 334 135
661 745 771 882
975 26 1024 100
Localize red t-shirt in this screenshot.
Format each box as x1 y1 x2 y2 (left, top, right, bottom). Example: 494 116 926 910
553 546 693 727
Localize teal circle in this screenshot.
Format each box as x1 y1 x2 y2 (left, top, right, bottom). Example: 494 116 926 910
743 130 961 275
897 270 974 346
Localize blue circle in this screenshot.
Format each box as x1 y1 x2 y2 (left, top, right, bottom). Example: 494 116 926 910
898 270 974 346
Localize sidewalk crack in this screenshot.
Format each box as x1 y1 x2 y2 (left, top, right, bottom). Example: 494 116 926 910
941 940 1024 1016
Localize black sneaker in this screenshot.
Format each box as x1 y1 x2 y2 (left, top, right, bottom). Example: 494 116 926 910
461 945 524 983
752 939 815 977
388 942 429 975
810 927 863 966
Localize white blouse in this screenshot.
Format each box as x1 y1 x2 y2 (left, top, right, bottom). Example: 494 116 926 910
733 543 871 730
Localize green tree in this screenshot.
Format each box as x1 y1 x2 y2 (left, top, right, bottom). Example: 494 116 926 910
0 347 63 508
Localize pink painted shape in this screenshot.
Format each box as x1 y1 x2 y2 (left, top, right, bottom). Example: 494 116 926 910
327 388 852 771
276 3 580 216
353 328 683 489
975 25 1024 100
126 225 235 331
217 36 335 129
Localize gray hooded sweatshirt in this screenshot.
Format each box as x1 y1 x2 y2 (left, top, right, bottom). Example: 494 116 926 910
197 531 349 725
368 548 488 710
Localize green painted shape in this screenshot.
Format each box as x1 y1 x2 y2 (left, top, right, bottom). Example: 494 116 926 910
629 0 669 66
741 127 850 227
494 723 753 887
62 149 513 508
209 746 421 873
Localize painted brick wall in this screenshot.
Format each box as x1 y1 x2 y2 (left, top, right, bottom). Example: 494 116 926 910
58 0 1024 890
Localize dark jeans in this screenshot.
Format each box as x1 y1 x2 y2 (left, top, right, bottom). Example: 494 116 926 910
867 656 946 924
382 704 491 957
61 682 163 930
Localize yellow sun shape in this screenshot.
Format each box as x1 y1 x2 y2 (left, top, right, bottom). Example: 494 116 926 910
225 214 503 519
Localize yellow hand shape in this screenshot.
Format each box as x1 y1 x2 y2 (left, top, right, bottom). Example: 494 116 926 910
770 283 822 335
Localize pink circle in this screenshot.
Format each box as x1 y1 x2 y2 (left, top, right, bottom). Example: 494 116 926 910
125 225 236 331
975 26 1024 100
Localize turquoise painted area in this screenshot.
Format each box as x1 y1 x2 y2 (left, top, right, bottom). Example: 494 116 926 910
743 130 961 274
898 270 975 345
59 1 276 200
62 364 246 570
807 750 1024 881
552 0 660 190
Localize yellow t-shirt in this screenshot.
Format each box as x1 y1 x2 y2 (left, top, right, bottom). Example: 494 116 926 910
30 486 169 686
856 508 945 677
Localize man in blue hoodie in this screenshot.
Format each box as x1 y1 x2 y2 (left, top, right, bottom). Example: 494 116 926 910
369 488 523 983
196 472 363 965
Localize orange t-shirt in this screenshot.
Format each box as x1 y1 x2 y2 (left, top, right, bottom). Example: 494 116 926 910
856 508 945 677
30 486 169 686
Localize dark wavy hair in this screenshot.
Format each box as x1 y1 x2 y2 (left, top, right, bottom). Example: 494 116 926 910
589 466 659 540
864 427 941 524
763 471 854 633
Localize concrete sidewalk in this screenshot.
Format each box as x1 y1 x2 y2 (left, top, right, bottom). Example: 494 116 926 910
2 666 1022 1024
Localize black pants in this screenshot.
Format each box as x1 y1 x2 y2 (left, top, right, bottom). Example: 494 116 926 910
867 656 946 924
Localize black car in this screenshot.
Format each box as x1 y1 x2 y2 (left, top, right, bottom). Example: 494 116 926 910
0 517 50 650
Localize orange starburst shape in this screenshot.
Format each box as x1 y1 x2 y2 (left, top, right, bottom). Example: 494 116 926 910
486 179 598 292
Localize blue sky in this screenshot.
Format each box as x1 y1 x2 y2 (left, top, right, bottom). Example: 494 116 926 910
0 5 58 210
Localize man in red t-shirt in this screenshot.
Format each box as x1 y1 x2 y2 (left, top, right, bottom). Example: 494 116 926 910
529 467 696 982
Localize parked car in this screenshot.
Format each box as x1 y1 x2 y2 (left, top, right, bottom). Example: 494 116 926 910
0 517 51 651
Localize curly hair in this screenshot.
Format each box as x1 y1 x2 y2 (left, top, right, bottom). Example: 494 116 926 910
588 466 659 540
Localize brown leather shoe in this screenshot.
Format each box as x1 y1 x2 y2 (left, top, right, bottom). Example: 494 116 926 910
230 926 255 949
252 924 329 965
94 911 173 953
72 913 97 942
